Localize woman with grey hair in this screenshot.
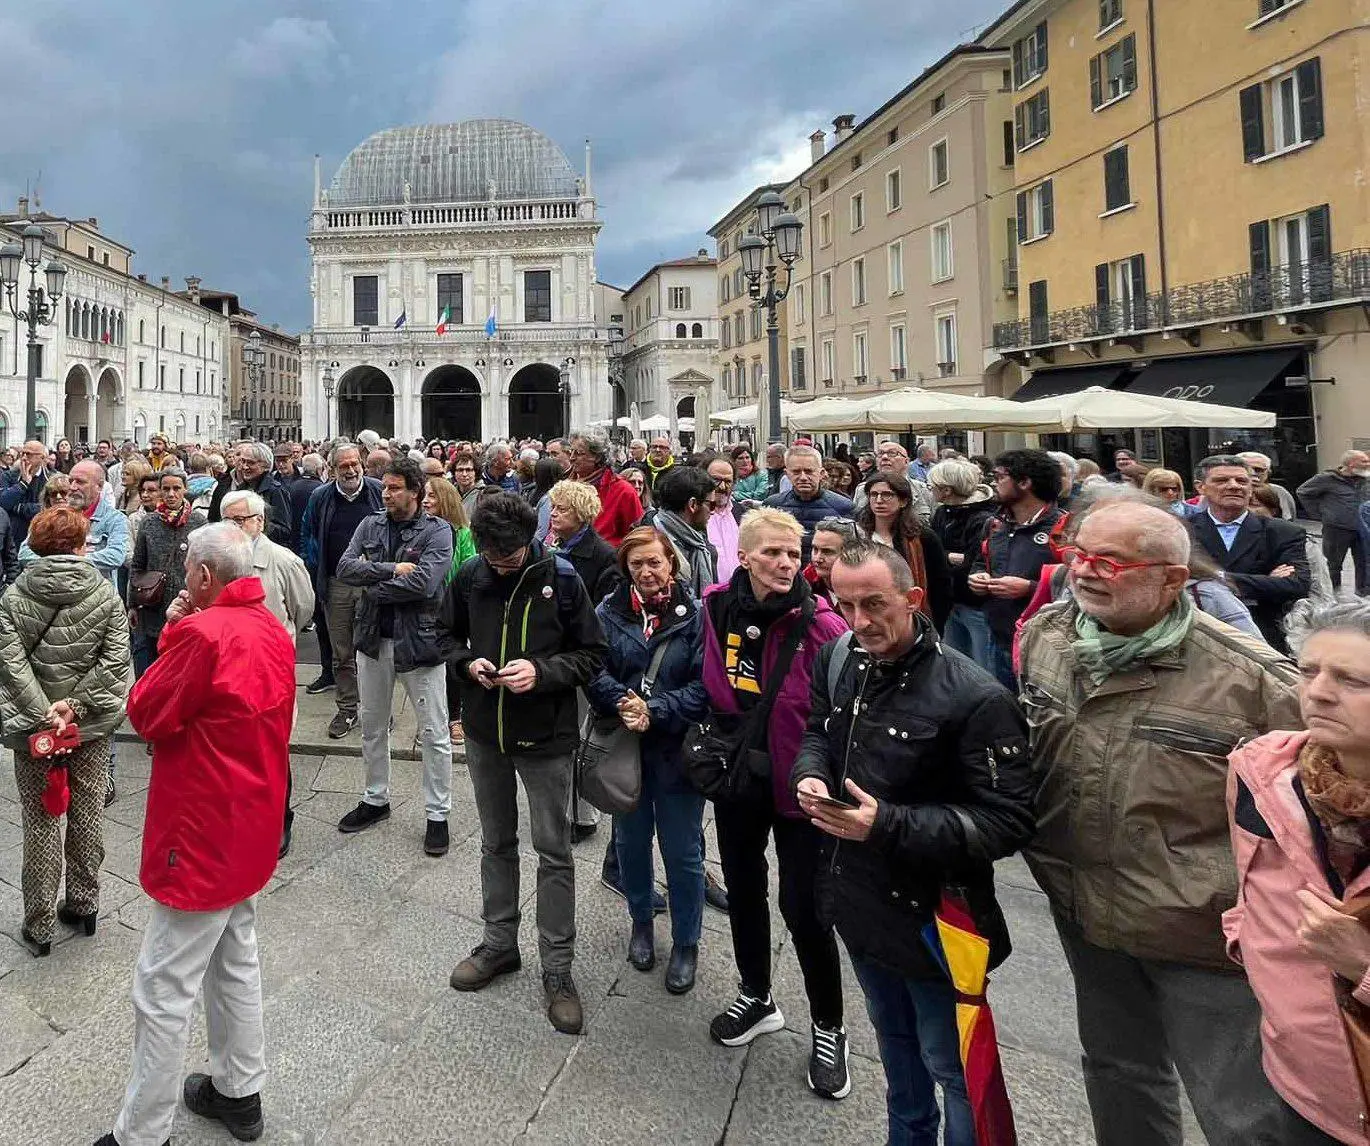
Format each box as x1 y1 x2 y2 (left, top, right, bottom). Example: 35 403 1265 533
928 457 997 664
128 468 206 669
1047 450 1080 506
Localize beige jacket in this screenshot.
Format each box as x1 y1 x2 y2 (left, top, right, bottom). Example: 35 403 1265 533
250 534 314 645
1018 602 1301 970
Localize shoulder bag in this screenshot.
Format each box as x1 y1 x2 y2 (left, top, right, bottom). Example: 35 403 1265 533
684 597 816 804
574 637 673 815
129 569 169 609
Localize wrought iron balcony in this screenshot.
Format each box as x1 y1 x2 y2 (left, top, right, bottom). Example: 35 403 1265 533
994 249 1370 352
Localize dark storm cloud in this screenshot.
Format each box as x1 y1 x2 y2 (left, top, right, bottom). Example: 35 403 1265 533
0 0 1008 329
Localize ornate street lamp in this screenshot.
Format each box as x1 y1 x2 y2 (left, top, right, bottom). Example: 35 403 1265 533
0 224 67 441
740 196 802 447
321 363 336 443
559 357 575 439
243 329 265 438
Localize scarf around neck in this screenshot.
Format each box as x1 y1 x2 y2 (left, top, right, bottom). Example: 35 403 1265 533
1071 593 1194 685
156 499 193 528
1300 741 1370 855
630 582 675 638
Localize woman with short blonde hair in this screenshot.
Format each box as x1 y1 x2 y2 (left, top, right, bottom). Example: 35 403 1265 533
737 506 804 551
546 479 618 605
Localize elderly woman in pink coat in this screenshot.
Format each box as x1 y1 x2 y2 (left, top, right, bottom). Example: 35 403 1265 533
1225 600 1370 1145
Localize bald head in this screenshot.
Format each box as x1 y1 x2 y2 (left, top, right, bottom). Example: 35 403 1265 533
1083 499 1190 564
67 460 107 511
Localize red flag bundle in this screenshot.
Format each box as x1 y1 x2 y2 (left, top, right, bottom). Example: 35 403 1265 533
41 765 69 817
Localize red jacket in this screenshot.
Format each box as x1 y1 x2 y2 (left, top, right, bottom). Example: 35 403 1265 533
129 576 297 912
590 468 643 549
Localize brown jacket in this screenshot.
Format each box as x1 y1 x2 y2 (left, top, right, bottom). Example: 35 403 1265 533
1018 602 1301 970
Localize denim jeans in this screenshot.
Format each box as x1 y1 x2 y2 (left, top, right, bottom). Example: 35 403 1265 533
942 604 992 669
851 954 974 1146
986 633 1017 694
614 766 705 947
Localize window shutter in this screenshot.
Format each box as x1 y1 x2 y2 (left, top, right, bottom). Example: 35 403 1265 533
1095 263 1110 310
1014 103 1025 149
1040 180 1054 235
1239 84 1265 162
1036 22 1048 72
1307 204 1331 263
1090 55 1103 109
1104 148 1129 210
1122 35 1138 92
1297 58 1324 142
1130 255 1147 324
1249 220 1272 310
1012 39 1024 87
1016 191 1029 241
1003 120 1016 166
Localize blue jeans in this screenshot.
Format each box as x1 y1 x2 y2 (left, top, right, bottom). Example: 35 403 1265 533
851 955 974 1146
942 604 992 668
614 766 705 947
986 633 1017 693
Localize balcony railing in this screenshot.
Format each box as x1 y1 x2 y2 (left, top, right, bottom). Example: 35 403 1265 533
994 249 1370 351
301 323 603 349
311 196 592 234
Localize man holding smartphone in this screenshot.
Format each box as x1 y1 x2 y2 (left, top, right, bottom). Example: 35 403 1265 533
441 492 606 1035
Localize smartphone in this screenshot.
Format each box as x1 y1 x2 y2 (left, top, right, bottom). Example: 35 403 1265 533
804 792 857 812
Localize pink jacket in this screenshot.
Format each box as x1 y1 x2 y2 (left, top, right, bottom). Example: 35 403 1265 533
1225 730 1370 1143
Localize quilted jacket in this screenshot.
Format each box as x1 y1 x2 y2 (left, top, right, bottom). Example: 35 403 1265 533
0 553 131 748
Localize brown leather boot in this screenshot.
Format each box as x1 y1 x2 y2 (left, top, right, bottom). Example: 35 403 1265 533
542 969 583 1034
449 944 521 992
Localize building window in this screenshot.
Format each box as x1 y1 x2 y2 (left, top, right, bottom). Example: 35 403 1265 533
720 274 732 304
931 222 954 283
352 276 379 326
934 313 958 375
820 272 833 316
524 270 552 322
888 241 904 294
1103 146 1132 212
819 212 832 246
437 273 464 325
1012 21 1049 88
195 369 201 393
751 361 763 393
676 323 688 338
1252 203 1332 306
890 324 907 380
721 320 731 350
852 258 867 306
1100 0 1123 29
851 193 865 232
734 313 745 345
818 176 829 193
138 319 144 343
692 322 703 338
733 267 744 296
1003 121 1016 167
851 151 863 171
158 364 166 390
1016 180 1055 242
750 307 763 341
719 238 729 260
721 364 732 395
1096 254 1148 331
1241 59 1323 161
791 347 807 391
887 127 899 145
1029 280 1050 342
137 361 144 389
668 286 690 310
160 325 166 348
1015 89 1051 149
853 332 868 382
931 93 946 115
646 297 653 319
793 283 806 325
821 339 835 385
930 139 950 188
886 169 902 212
1090 34 1138 109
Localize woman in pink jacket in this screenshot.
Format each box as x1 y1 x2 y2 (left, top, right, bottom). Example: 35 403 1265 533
1226 600 1370 1144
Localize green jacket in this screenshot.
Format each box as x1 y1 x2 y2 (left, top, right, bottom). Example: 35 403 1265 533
0 554 132 748
445 525 477 585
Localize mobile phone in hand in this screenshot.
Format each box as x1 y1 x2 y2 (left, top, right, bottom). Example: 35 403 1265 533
805 791 857 812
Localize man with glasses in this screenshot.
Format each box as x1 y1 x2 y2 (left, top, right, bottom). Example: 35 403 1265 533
705 456 744 581
451 451 480 517
1018 499 1298 1146
208 442 292 546
566 429 641 547
0 440 50 532
1236 451 1297 521
764 445 853 564
968 448 1068 690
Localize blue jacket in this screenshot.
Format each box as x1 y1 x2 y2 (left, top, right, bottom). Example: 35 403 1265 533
20 497 128 585
0 469 47 531
762 487 855 563
300 477 384 601
585 579 708 792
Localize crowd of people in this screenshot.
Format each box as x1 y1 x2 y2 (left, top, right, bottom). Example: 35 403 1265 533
0 425 1366 1145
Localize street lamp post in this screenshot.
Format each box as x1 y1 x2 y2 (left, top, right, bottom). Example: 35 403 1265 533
243 329 265 439
0 225 67 442
321 364 336 443
739 191 802 449
559 357 575 439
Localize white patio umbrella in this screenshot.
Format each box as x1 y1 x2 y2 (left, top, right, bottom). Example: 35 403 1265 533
678 417 695 432
792 387 1044 433
638 414 672 432
711 400 801 428
1011 386 1277 432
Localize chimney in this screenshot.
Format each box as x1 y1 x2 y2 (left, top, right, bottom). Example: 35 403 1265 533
16 197 28 218
809 130 826 163
185 275 201 304
697 248 708 258
137 273 146 282
160 276 170 292
832 115 856 144
88 217 98 228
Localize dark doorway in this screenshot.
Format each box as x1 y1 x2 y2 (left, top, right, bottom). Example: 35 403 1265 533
676 395 695 453
422 366 481 440
337 366 394 439
507 363 564 441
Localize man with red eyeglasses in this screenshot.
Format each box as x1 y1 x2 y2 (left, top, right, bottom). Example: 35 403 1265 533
1018 499 1299 1146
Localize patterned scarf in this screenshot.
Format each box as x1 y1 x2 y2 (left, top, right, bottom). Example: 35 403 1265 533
1300 741 1370 867
1071 593 1194 685
155 499 193 528
629 583 674 638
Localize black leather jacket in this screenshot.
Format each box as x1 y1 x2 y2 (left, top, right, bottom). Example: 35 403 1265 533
792 619 1034 976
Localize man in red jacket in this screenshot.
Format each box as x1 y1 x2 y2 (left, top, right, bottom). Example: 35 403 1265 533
567 429 641 547
98 522 296 1146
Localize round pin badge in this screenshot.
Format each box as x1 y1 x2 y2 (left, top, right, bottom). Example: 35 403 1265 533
1033 531 1049 545
541 585 554 598
745 625 761 640
674 604 687 616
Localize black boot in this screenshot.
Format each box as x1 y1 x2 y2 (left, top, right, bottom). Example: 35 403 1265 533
627 921 656 971
665 944 698 995
183 1073 264 1141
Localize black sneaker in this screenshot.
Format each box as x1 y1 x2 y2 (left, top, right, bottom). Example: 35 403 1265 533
305 674 335 695
709 989 785 1047
571 822 598 844
183 1072 264 1141
327 712 357 739
424 819 449 857
338 801 390 833
277 823 292 860
807 1023 851 1100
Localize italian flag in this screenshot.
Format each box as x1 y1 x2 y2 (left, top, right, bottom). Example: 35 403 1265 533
436 306 452 336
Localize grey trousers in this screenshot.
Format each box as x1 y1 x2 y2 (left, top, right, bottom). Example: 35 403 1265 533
325 580 365 717
465 737 576 972
356 640 453 820
1054 914 1286 1146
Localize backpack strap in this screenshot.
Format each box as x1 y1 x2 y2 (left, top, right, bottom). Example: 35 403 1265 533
825 631 855 704
551 554 581 627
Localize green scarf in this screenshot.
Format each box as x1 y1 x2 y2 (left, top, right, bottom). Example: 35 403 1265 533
1072 593 1194 685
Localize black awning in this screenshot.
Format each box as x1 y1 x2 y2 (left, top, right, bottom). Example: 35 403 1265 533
1124 348 1302 406
1009 364 1128 402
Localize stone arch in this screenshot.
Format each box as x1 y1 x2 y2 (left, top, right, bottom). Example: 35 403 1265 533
675 323 687 338
507 362 564 442
422 365 482 441
132 410 147 446
63 364 93 444
337 365 394 439
692 322 703 338
96 367 121 444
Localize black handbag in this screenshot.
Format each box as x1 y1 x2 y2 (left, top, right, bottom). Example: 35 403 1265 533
684 597 815 804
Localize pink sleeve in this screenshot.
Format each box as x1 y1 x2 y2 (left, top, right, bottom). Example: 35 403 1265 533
1354 966 1370 1007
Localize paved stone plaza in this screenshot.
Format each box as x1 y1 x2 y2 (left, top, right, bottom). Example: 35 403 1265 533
0 670 1205 1145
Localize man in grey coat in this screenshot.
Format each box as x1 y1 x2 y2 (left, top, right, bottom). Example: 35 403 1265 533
1297 449 1370 595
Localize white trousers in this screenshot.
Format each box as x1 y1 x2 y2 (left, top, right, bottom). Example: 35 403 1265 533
114 898 266 1146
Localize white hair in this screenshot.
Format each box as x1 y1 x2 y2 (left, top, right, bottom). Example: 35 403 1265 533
185 522 254 582
220 489 265 518
519 447 540 464
356 429 381 450
1237 450 1272 469
301 453 325 477
241 441 272 466
407 449 425 463
1047 451 1079 482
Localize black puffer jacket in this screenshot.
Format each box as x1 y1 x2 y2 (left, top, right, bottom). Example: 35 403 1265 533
792 619 1034 976
441 542 607 757
561 527 622 607
930 490 996 606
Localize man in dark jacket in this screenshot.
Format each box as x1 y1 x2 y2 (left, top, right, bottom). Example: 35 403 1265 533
654 466 718 599
794 541 1033 1136
1296 448 1370 595
209 442 292 547
441 493 606 1036
0 440 49 533
764 446 854 564
334 457 454 858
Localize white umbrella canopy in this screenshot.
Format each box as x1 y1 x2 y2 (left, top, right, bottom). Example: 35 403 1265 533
710 400 802 428
638 414 672 432
1012 385 1277 431
790 387 1042 432
785 395 870 430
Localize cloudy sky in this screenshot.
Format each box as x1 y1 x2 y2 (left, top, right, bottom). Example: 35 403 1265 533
0 0 1008 329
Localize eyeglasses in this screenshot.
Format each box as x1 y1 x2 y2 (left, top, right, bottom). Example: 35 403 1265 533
225 513 262 525
1061 547 1168 580
712 477 734 489
867 490 901 501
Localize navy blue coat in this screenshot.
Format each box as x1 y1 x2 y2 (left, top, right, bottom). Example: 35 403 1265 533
585 579 708 793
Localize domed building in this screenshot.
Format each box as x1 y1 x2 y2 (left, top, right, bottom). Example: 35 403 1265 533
302 119 613 442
